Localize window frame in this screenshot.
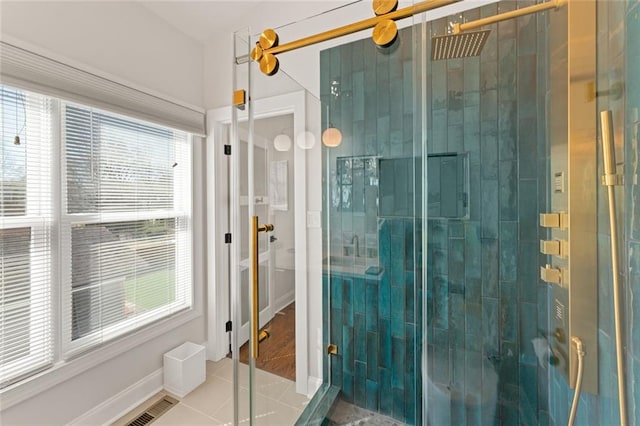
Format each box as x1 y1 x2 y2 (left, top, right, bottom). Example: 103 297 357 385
58 101 194 357
0 87 201 408
0 90 55 387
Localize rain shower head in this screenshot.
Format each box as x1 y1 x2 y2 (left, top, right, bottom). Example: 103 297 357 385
431 29 491 60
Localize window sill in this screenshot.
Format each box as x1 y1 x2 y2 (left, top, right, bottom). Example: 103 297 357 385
0 307 202 411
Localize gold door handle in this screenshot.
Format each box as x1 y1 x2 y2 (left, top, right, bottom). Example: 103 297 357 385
251 216 274 359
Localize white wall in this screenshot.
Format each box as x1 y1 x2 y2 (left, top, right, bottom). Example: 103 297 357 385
0 320 205 425
0 2 207 424
0 1 205 108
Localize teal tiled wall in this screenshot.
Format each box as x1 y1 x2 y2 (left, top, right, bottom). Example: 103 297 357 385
321 1 549 424
321 25 422 424
422 2 550 425
321 1 640 424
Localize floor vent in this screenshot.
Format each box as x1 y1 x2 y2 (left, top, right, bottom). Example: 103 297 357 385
125 395 178 426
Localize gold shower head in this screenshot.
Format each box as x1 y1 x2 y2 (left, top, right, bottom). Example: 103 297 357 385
431 29 490 60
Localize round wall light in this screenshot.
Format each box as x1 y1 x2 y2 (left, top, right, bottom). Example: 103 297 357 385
322 127 342 148
273 133 292 151
296 131 316 150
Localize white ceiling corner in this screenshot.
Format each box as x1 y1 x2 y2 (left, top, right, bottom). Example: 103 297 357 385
138 1 357 45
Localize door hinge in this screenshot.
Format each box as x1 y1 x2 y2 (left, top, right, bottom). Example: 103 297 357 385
225 233 232 244
224 145 231 155
225 320 232 332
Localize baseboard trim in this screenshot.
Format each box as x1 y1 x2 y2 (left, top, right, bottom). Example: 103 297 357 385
273 290 295 315
307 376 322 398
68 369 163 426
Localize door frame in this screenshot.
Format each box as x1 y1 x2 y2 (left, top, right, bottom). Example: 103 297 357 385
206 90 309 395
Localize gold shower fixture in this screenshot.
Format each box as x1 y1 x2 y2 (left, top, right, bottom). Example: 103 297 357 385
251 0 461 75
451 0 566 34
251 0 567 75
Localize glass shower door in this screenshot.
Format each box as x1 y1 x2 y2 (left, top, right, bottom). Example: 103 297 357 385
230 27 323 425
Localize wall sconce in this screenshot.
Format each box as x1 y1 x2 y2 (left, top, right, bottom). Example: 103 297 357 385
322 86 342 148
296 131 315 150
322 127 342 147
273 133 292 151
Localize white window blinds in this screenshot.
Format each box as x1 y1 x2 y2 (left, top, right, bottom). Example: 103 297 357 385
1 81 194 385
0 87 53 387
61 104 192 355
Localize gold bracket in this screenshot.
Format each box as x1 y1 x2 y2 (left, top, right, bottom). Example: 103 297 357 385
587 81 624 102
258 330 270 343
372 19 398 47
233 89 246 110
258 223 274 232
373 0 398 16
601 174 624 186
327 344 338 355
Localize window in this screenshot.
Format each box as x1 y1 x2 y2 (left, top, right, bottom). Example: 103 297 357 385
0 87 53 387
0 85 193 385
62 104 192 355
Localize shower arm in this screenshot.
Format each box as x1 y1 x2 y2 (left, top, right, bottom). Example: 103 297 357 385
453 0 565 34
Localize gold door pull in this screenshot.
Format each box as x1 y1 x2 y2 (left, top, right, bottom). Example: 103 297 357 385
251 216 274 360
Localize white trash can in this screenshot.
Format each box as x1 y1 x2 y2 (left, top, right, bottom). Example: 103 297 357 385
163 342 206 397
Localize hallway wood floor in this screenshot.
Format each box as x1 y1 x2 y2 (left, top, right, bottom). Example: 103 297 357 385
239 302 296 381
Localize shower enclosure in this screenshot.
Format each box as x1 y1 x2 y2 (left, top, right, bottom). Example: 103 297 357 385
224 0 640 424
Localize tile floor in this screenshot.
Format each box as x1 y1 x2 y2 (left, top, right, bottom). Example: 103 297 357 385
153 357 309 425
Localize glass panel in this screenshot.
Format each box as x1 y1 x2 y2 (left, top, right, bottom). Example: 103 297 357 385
0 87 27 217
64 105 180 214
228 1 640 425
230 29 250 426
319 11 421 426
420 2 555 424
0 228 31 361
69 219 180 340
231 24 316 424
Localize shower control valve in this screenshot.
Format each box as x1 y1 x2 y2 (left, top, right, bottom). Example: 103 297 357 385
539 212 568 229
540 239 567 257
541 264 563 286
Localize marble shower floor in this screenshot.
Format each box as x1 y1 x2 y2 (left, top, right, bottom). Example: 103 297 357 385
325 399 406 426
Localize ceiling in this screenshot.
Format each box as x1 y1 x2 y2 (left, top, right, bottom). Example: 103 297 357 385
138 1 357 45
